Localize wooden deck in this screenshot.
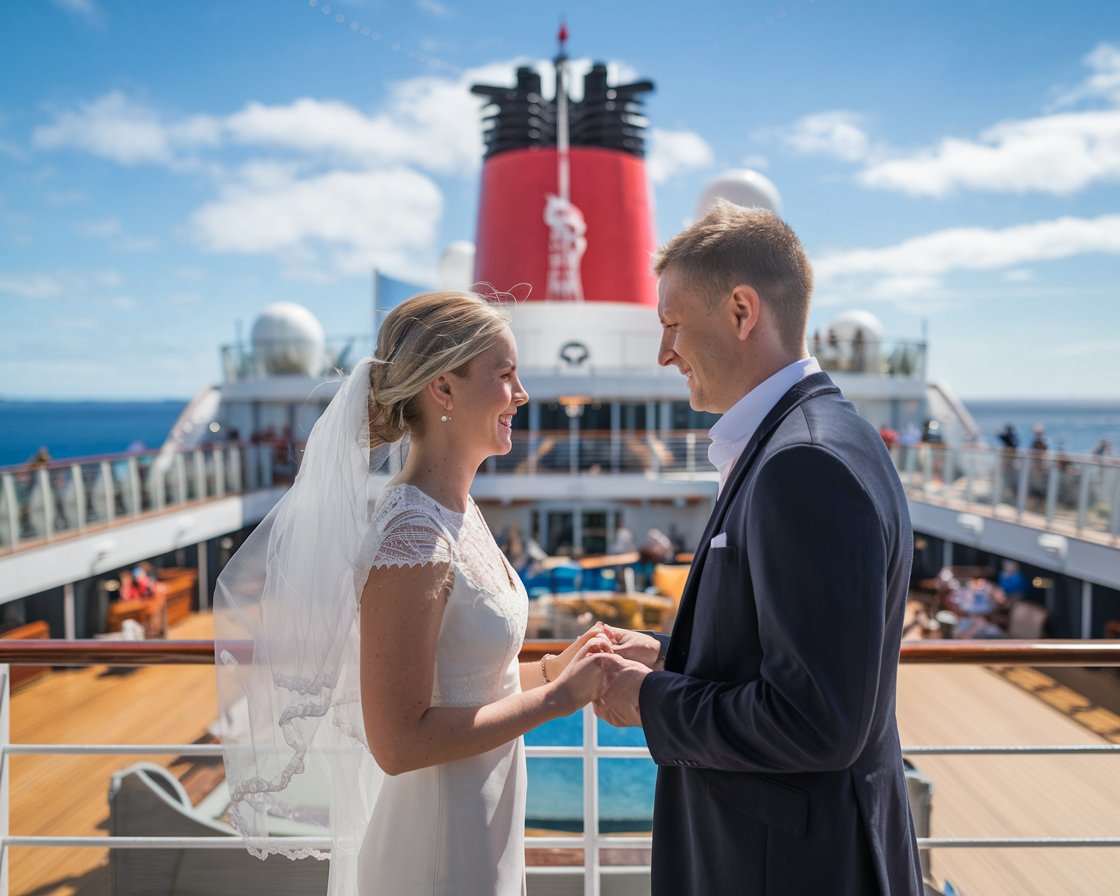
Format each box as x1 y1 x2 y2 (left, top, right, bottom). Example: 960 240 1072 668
7 614 1120 895
8 613 219 896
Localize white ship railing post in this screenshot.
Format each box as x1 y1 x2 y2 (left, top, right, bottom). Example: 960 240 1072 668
227 446 241 494
152 458 165 511
100 461 114 525
193 451 206 500
1111 470 1120 538
0 474 17 550
127 457 141 517
1045 463 1059 524
174 454 187 505
582 704 601 896
1076 466 1091 532
36 468 53 541
1 665 9 896
213 449 226 497
71 463 86 531
1015 451 1029 522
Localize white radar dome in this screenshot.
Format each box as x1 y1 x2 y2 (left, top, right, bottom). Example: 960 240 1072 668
251 302 326 376
438 241 476 293
815 309 884 374
694 169 783 219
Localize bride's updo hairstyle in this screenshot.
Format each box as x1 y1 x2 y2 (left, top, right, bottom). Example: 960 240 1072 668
368 290 510 447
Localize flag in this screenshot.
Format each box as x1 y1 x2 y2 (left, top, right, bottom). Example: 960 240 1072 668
373 270 431 335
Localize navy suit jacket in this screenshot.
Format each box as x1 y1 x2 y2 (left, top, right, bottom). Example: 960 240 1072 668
639 373 923 895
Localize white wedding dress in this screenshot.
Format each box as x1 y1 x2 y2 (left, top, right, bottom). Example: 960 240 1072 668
355 483 529 896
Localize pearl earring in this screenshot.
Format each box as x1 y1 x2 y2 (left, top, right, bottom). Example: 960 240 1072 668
441 414 450 423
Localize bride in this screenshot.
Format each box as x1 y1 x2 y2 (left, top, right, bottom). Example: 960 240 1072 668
216 291 619 895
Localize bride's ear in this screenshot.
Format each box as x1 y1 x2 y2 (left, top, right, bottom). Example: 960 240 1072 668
425 375 454 414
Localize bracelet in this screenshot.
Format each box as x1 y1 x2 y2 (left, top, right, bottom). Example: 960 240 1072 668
540 653 557 684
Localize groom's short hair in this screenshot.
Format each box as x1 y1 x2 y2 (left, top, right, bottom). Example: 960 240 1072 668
653 199 813 355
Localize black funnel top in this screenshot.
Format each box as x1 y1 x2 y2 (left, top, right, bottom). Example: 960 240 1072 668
471 62 654 159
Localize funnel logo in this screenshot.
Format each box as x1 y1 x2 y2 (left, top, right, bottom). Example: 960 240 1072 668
559 341 590 367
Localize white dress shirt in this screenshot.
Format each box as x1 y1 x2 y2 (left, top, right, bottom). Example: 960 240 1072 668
707 357 822 493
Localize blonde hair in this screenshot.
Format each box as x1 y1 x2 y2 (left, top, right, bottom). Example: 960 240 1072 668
368 291 510 446
652 199 813 354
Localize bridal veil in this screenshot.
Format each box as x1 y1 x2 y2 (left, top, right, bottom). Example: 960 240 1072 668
214 357 399 896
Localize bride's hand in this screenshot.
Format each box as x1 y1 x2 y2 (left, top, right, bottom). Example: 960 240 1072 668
543 622 611 683
552 634 619 713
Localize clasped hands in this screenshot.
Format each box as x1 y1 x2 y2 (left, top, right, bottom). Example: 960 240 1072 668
556 623 663 727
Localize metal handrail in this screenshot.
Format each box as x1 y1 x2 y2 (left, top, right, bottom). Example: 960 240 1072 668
2 639 1120 667
3 639 1119 895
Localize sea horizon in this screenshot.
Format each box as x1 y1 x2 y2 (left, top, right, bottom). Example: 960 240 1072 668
3 396 1118 468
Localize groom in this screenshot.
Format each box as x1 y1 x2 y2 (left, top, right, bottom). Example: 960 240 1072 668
595 201 923 894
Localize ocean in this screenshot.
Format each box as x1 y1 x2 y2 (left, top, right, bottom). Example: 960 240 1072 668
0 399 186 468
3 398 1118 469
966 399 1119 455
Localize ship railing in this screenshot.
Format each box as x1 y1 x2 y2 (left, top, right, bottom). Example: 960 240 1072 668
482 429 714 477
0 443 276 555
812 336 928 379
893 442 1120 542
218 336 371 383
1 640 1119 896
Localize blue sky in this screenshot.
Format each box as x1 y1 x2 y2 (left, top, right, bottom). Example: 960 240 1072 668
2 0 1119 400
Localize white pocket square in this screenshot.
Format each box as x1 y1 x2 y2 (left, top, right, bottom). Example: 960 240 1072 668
709 532 728 549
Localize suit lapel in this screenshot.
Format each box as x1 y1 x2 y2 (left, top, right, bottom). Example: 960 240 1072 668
665 373 840 669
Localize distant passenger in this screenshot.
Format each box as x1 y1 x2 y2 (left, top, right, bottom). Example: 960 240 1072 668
997 423 1019 450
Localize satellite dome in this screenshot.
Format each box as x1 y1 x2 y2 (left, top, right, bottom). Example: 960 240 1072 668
694 169 783 219
438 241 477 293
815 309 884 373
251 302 325 376
828 309 884 342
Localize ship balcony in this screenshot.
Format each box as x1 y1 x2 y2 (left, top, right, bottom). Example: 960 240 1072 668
0 636 1118 896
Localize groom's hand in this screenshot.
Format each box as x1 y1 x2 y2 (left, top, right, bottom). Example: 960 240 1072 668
593 657 650 727
601 626 664 670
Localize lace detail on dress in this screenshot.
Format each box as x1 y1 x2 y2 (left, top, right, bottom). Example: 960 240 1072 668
356 484 459 582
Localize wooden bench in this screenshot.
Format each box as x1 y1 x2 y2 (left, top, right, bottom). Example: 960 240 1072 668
156 567 198 626
1 620 51 690
107 594 167 639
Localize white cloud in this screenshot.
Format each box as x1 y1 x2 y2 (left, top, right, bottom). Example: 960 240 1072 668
76 217 121 238
857 109 1120 197
116 236 159 253
191 166 443 277
785 111 871 161
33 92 219 165
778 44 1120 198
1002 268 1034 282
1052 43 1120 107
814 213 1120 299
50 0 104 27
416 0 452 18
225 85 483 174
0 137 26 161
646 128 714 184
0 274 64 299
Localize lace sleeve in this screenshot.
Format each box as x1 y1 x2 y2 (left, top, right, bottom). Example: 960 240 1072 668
355 488 458 581
373 507 454 567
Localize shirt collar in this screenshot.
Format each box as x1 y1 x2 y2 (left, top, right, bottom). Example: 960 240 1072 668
707 357 822 488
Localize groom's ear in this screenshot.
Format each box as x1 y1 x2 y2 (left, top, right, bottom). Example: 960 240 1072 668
730 285 760 341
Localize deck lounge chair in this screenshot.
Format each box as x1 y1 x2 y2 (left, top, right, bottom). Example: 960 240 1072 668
108 762 328 896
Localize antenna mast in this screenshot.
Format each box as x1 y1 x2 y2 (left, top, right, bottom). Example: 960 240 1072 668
544 21 587 302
